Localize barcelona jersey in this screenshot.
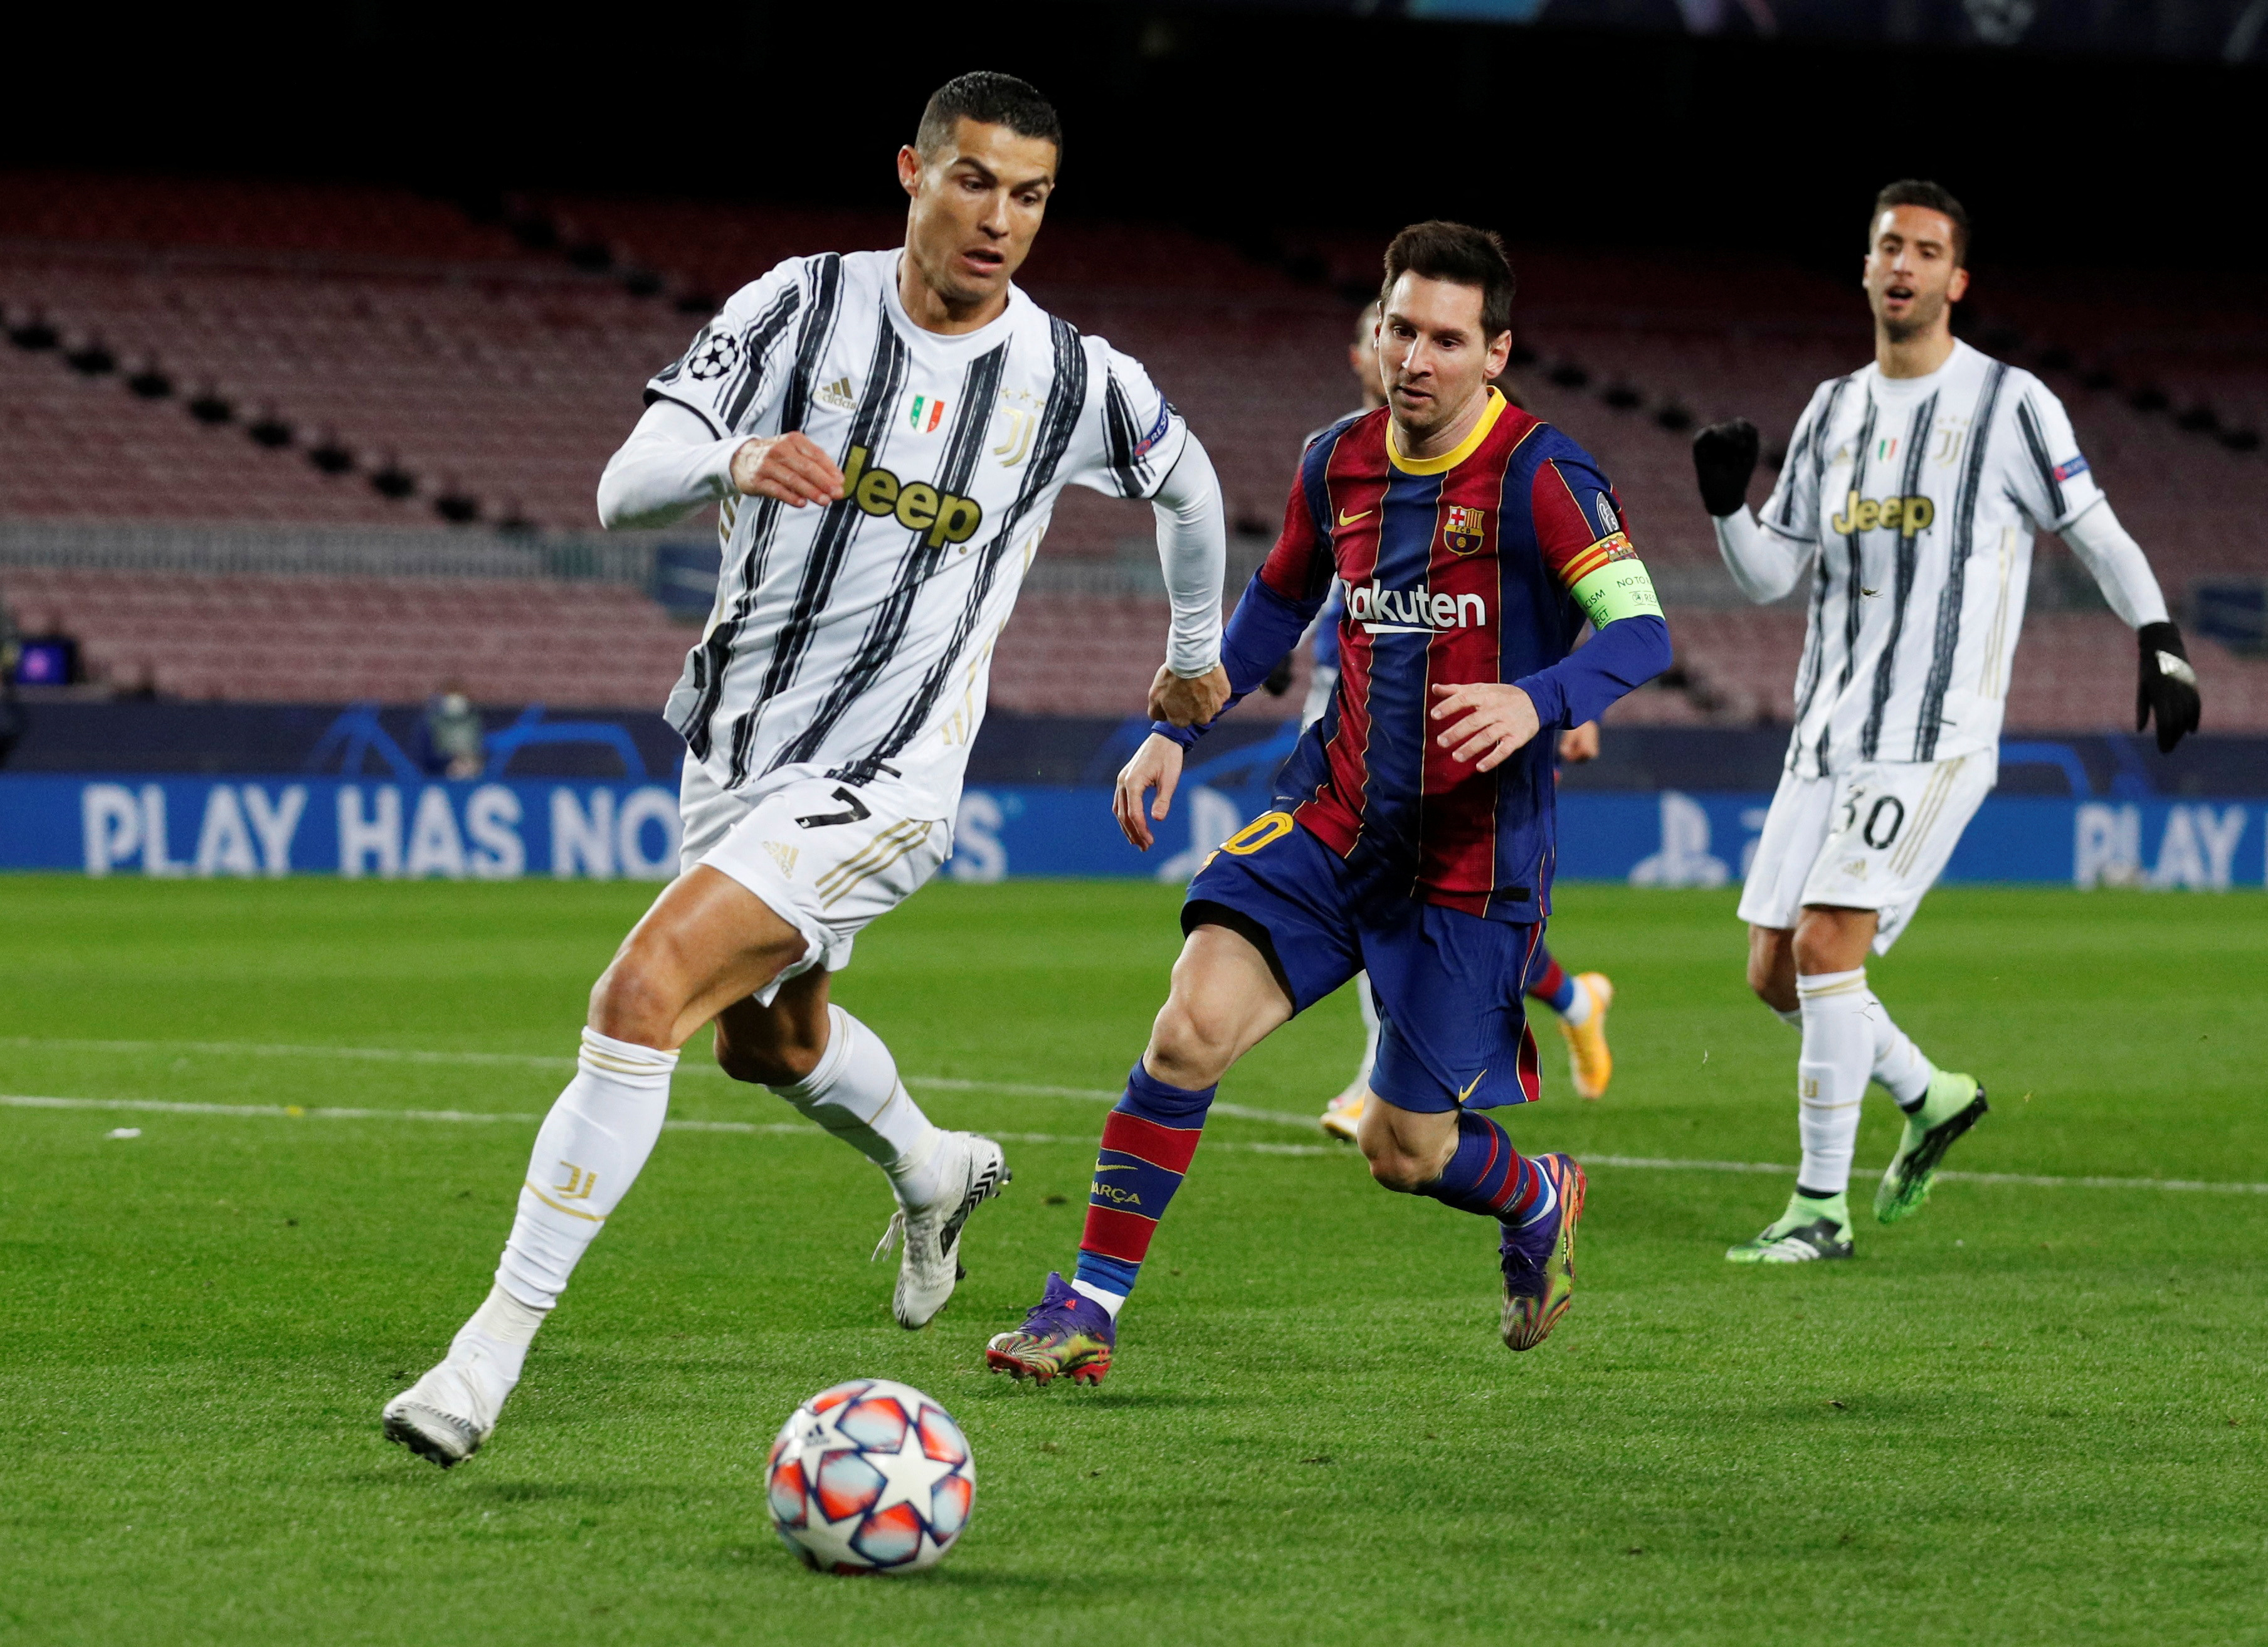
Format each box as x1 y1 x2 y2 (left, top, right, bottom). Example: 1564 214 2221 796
1173 388 1670 926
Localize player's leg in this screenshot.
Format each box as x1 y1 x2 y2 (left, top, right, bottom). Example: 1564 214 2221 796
713 978 1008 1329
1527 941 1615 1101
1319 972 1379 1140
385 864 806 1465
985 920 1298 1384
1355 910 1585 1350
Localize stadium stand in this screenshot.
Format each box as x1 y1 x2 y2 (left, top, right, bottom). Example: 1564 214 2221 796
1 171 2259 725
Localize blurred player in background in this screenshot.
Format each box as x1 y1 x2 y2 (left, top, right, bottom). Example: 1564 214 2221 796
382 72 1233 1466
1693 179 2201 1264
986 223 1672 1386
1304 304 1614 1140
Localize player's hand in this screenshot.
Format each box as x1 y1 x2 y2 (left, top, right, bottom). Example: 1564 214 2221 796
1113 733 1185 851
1558 720 1601 763
1692 418 1759 518
1430 682 1541 773
730 433 844 508
1148 662 1231 728
2135 620 2202 753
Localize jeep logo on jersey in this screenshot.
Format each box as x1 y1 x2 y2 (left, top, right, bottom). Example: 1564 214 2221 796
1830 491 1937 538
1345 580 1487 635
840 446 983 549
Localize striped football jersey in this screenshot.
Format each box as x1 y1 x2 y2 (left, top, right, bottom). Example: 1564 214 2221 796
1760 338 2106 775
646 248 1188 815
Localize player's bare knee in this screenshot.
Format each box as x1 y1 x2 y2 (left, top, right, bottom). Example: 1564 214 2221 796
1360 1141 1429 1195
586 951 679 1048
1144 1000 1234 1089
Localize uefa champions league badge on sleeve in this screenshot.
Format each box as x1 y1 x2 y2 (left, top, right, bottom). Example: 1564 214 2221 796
767 1379 976 1574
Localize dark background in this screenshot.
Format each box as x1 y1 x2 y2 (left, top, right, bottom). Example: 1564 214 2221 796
10 1 2263 278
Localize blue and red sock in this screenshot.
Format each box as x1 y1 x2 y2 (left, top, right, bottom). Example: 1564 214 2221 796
1072 1063 1215 1312
1418 1109 1558 1244
1527 947 1577 1016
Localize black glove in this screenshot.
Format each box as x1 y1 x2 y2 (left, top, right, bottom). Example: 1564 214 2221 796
1691 419 1759 517
1262 652 1294 698
2135 620 2202 753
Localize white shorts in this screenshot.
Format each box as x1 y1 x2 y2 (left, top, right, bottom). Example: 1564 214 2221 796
678 761 949 1003
1736 753 1996 953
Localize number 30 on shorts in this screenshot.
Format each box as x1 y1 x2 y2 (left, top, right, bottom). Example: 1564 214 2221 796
1841 794 1906 849
1220 811 1295 856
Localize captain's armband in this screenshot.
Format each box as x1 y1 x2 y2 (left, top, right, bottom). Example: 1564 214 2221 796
1563 532 1663 627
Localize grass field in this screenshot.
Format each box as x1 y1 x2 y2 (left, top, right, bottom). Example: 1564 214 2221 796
3 874 2265 1646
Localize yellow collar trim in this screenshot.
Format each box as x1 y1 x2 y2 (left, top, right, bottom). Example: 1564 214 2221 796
1388 387 1507 475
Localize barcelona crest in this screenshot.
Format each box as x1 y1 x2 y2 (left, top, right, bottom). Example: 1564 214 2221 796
1442 504 1486 556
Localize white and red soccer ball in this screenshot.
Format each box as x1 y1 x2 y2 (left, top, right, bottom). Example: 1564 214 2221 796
767 1379 976 1574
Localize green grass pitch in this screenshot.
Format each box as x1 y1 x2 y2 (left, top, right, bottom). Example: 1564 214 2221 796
2 874 2265 1645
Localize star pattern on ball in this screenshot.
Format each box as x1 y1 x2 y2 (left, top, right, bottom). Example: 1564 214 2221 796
865 1423 963 1516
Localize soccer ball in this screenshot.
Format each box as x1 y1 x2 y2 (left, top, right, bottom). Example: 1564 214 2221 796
766 1379 976 1574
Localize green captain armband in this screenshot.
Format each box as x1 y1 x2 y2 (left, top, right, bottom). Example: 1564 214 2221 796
1570 557 1663 628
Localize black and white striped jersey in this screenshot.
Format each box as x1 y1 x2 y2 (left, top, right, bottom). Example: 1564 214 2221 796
1759 339 2105 776
645 249 1190 813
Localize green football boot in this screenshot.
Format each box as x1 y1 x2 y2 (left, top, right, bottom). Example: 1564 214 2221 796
1875 1072 1988 1224
1726 1190 1854 1264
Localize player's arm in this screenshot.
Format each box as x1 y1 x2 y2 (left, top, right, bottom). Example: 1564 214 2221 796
1692 415 1816 603
1432 461 1672 772
597 264 842 530
1115 450 1335 849
1142 435 1230 727
2012 383 2201 750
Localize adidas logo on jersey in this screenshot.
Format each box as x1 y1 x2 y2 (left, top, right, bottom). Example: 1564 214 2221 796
840 445 984 549
816 376 856 410
1346 580 1487 635
1830 490 1937 538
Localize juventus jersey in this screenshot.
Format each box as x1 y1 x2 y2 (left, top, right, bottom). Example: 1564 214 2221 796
646 248 1189 815
1761 339 2104 776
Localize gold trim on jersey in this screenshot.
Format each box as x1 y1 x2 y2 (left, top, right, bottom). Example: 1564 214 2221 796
1387 387 1507 475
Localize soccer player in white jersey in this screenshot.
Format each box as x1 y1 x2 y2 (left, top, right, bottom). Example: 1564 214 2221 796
1691 179 2202 1263
382 72 1232 1466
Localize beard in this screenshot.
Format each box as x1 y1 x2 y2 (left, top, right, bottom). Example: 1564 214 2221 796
1877 290 1945 342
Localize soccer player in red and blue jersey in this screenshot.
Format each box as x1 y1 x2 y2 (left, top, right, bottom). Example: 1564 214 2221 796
986 223 1672 1384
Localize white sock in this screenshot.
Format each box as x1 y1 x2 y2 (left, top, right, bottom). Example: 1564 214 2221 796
449 1282 549 1387
1795 968 1870 1197
1867 996 1936 1108
495 1027 676 1311
1070 1279 1125 1318
771 1005 944 1207
1558 974 1595 1029
1353 972 1381 1086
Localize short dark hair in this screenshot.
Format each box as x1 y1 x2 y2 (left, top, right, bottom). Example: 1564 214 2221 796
1871 179 1970 265
916 72 1062 161
1381 221 1516 339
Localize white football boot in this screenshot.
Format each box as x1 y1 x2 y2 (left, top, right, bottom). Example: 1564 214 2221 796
381 1331 518 1468
872 1131 1010 1330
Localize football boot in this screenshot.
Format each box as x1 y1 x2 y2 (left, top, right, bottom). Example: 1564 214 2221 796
382 1334 516 1468
1500 1152 1586 1351
1726 1192 1854 1263
1875 1073 1987 1224
1557 973 1615 1101
985 1271 1116 1386
872 1131 1011 1330
1320 1083 1366 1142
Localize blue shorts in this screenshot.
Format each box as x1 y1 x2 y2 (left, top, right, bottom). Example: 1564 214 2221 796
1183 814 1543 1113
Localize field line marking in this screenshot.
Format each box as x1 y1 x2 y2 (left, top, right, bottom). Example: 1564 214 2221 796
0 1094 1340 1157
7 1094 2267 1189
0 1035 1316 1128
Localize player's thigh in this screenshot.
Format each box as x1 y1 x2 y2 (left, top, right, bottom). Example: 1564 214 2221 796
1150 923 1299 1076
1798 753 1994 952
711 966 833 1086
698 775 949 992
1736 769 1834 935
594 865 811 1047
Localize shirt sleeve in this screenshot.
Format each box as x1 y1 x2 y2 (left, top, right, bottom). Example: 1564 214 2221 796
1517 456 1672 728
641 259 806 440
1064 344 1190 501
1758 379 1835 541
2004 373 2106 533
